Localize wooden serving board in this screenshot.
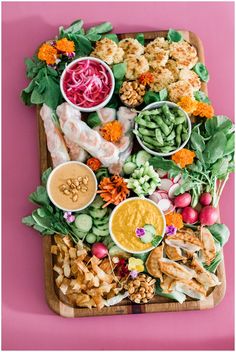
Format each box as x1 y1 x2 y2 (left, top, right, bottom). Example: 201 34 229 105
36 30 226 317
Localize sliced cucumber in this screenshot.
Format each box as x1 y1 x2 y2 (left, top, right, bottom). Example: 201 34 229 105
90 195 105 209
93 227 109 237
123 162 137 175
126 155 132 163
140 231 154 244
136 150 151 167
89 208 107 219
75 214 93 232
86 233 97 244
144 224 156 235
107 242 116 250
96 223 109 231
109 245 130 258
93 218 109 226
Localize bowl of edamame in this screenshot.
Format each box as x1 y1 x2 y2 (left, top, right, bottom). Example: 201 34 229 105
134 101 191 156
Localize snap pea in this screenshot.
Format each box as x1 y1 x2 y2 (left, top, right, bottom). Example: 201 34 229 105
135 116 157 129
166 129 176 141
159 146 175 153
138 127 155 137
182 133 189 142
174 115 186 125
143 136 163 147
141 109 161 116
162 104 171 118
143 141 156 150
175 124 183 146
154 118 170 136
155 128 164 145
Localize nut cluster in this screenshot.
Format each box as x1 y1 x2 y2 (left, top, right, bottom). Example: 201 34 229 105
124 273 156 304
119 81 146 107
59 176 89 202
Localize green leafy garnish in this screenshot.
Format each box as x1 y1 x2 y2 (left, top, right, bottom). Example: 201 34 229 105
203 251 223 273
86 112 101 128
193 62 209 82
112 62 127 80
167 29 183 42
155 280 186 303
102 33 119 43
194 91 211 104
135 33 145 45
207 224 230 247
144 91 160 105
159 88 168 101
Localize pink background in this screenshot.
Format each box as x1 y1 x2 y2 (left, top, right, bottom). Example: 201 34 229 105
2 1 235 350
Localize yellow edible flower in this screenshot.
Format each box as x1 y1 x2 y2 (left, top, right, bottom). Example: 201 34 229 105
128 257 144 272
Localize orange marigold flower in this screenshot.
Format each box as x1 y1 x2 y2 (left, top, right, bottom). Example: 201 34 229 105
87 157 101 172
56 38 75 53
177 96 198 114
139 71 154 86
100 121 123 143
38 43 57 65
97 175 130 207
165 212 183 229
192 101 214 119
172 148 196 168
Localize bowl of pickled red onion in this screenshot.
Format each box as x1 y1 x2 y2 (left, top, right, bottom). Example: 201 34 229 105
60 57 115 112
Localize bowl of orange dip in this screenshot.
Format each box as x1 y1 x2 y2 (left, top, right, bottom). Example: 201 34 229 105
47 161 97 212
109 197 166 254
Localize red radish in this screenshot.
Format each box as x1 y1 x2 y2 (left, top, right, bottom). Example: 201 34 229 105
168 184 180 199
199 206 218 226
158 191 169 199
182 207 198 224
173 174 182 184
157 199 172 212
91 243 108 259
200 192 212 206
174 193 191 208
164 203 175 215
156 169 168 178
159 179 173 192
149 192 162 203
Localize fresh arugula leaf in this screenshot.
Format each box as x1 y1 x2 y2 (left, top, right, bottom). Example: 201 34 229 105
22 215 36 226
207 224 230 246
159 88 168 101
224 133 235 156
135 33 145 45
112 63 126 80
102 33 119 43
190 131 205 152
205 116 233 136
194 91 211 104
41 168 52 186
203 131 226 164
29 185 49 207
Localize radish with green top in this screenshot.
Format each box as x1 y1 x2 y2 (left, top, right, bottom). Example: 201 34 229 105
182 207 198 224
199 206 218 226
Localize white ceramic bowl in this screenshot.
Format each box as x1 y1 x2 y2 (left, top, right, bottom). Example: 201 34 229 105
134 101 192 157
60 57 115 113
46 161 97 212
109 197 166 254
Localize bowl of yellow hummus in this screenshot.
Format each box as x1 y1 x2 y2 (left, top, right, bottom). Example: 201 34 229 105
109 197 166 254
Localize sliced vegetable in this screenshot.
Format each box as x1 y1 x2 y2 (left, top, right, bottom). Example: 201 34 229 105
168 183 180 199
86 233 97 244
158 199 172 212
123 162 137 175
136 150 151 167
174 193 191 208
75 214 93 232
159 178 173 192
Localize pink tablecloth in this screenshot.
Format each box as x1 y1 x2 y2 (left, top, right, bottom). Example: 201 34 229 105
2 2 234 350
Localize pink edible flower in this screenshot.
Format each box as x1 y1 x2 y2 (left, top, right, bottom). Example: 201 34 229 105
135 227 146 238
130 270 138 279
63 211 75 223
165 225 177 236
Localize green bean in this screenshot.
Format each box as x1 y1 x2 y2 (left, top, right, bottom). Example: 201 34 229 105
162 104 171 117
141 109 161 116
166 129 176 141
155 128 164 145
143 136 163 147
138 127 155 137
174 115 186 125
164 139 175 146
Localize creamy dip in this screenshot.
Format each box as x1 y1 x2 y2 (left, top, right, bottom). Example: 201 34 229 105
111 198 165 252
47 162 97 211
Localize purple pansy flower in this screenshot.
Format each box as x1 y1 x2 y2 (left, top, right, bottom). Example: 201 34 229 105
130 270 138 279
135 227 146 238
165 225 177 236
64 211 75 223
